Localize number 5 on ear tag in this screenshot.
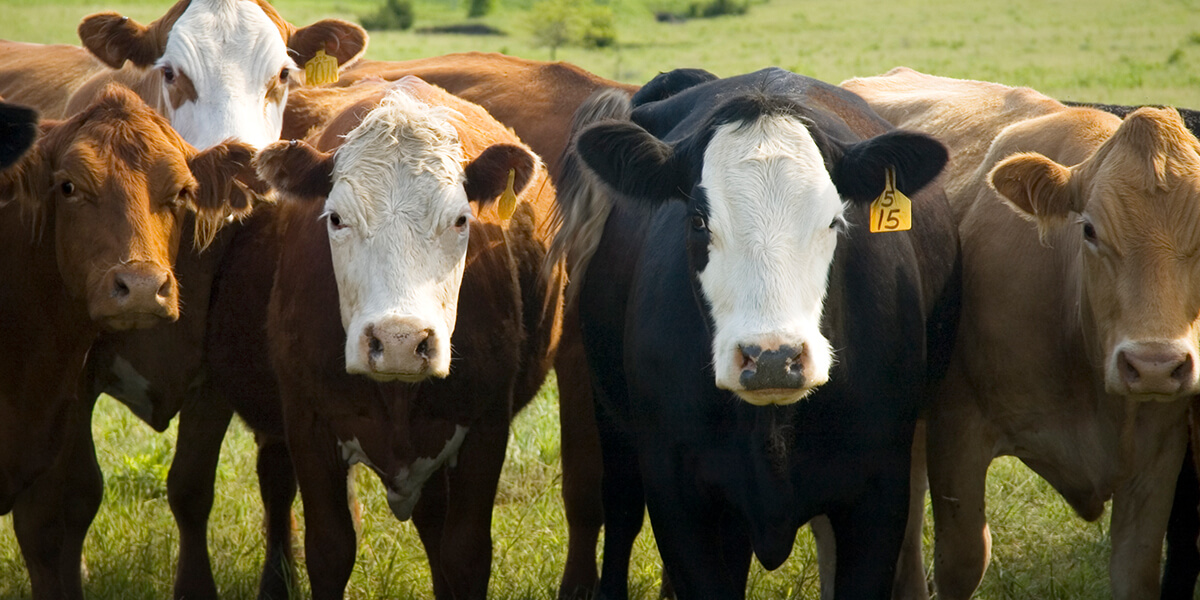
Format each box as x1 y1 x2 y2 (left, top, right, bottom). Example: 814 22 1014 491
305 49 338 85
869 167 912 233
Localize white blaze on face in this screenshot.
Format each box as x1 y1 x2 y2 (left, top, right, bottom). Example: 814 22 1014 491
327 89 473 382
699 116 844 406
159 0 294 149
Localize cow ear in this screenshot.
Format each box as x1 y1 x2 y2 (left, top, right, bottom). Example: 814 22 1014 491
254 140 335 201
575 120 686 206
632 68 719 106
0 138 51 215
833 130 948 202
0 103 39 170
188 140 262 248
78 13 164 69
989 151 1079 231
463 144 536 205
288 20 368 79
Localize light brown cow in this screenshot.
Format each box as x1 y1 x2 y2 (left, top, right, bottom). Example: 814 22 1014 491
0 0 367 150
0 85 256 600
842 67 1200 599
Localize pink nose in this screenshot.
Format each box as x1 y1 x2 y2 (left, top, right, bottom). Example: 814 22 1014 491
358 317 438 380
1117 342 1196 396
91 262 178 327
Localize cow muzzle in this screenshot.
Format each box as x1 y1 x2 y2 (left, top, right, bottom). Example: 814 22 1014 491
349 316 448 382
723 339 830 406
1110 339 1200 399
90 262 179 330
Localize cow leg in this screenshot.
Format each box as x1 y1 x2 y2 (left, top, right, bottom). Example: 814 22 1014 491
814 424 929 600
926 369 994 600
256 435 298 600
557 305 604 600
412 468 451 598
437 418 510 599
825 460 911 599
288 423 356 600
1109 419 1187 600
893 421 930 600
640 453 750 600
595 399 645 600
13 396 101 600
168 392 234 600
1161 439 1200 600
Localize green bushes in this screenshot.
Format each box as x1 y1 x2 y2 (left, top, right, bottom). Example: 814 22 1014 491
361 0 415 31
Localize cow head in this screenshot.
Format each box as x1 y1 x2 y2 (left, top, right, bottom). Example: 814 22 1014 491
78 0 368 150
0 86 258 330
991 107 1200 400
577 94 946 405
257 87 537 381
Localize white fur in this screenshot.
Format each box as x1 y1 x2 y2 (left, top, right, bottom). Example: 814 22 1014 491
159 0 294 149
699 116 843 405
327 87 473 380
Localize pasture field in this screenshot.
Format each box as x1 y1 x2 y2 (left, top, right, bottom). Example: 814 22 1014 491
1 0 1198 597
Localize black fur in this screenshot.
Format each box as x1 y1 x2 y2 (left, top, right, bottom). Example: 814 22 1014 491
0 103 38 170
463 143 535 204
833 130 948 202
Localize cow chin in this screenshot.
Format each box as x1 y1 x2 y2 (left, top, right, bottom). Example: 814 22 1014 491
98 312 175 332
731 386 817 407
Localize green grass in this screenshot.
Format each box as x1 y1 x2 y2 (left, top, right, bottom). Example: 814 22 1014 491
1 0 1196 597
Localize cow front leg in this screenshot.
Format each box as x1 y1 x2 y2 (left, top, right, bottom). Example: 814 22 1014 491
926 368 994 600
256 435 298 600
893 420 930 600
288 422 356 600
595 398 645 600
1161 438 1200 600
437 419 510 600
13 397 101 600
168 391 234 600
1109 415 1187 600
825 466 912 600
556 306 604 600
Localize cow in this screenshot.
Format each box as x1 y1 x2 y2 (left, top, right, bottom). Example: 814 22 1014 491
0 85 257 600
554 67 959 599
0 0 367 149
142 75 559 599
841 67 1200 599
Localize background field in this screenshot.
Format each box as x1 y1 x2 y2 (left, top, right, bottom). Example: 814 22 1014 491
1 0 1199 597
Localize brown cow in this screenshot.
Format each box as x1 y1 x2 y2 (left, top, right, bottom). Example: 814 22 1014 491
230 76 561 598
0 86 256 600
842 67 1200 599
0 0 367 150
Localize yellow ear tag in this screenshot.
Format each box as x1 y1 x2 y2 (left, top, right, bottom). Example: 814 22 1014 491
869 167 912 233
304 49 339 85
498 168 518 220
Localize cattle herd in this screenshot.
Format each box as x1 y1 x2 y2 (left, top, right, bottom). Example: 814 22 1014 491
3 1 1200 599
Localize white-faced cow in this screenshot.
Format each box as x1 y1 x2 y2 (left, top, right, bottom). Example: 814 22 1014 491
190 76 564 599
556 67 958 598
842 67 1200 600
0 86 256 600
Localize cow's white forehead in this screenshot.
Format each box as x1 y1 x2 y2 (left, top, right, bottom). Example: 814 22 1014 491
328 89 466 231
161 0 294 85
702 115 843 244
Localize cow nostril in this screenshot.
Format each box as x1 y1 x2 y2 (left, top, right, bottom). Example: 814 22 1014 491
157 278 172 299
112 275 130 298
785 346 807 375
738 344 761 372
1118 351 1139 383
368 335 384 358
416 338 429 359
1173 354 1194 382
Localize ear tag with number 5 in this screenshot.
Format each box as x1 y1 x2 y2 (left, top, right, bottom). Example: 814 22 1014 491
869 167 912 233
305 49 339 85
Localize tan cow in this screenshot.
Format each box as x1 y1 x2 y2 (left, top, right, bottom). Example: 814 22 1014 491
0 85 256 600
842 67 1200 599
0 0 367 150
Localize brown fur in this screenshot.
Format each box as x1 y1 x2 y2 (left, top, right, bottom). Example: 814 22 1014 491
0 86 253 599
844 68 1200 600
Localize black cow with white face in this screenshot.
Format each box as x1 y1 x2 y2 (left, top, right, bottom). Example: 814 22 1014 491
553 68 960 598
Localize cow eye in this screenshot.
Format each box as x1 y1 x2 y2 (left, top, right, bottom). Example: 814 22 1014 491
690 215 707 232
162 65 176 84
60 181 75 196
279 67 290 83
454 214 469 229
1082 220 1097 243
327 211 345 230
